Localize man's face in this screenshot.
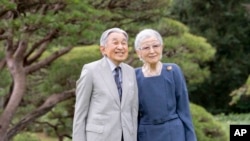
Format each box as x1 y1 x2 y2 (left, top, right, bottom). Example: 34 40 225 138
100 32 129 66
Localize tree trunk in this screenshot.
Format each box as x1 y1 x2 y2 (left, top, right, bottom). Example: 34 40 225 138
0 58 26 141
6 89 75 139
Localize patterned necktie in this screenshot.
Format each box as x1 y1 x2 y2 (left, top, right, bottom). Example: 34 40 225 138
114 67 122 100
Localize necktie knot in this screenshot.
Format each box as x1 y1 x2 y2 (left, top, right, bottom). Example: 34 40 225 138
115 66 121 73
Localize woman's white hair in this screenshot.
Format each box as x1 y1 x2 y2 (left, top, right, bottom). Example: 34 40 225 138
134 29 163 50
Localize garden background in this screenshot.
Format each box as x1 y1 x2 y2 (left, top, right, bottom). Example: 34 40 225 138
0 0 250 141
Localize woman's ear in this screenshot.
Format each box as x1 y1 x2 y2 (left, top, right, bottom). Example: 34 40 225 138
136 50 143 61
136 50 140 57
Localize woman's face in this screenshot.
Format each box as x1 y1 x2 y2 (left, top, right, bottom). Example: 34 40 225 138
137 36 163 65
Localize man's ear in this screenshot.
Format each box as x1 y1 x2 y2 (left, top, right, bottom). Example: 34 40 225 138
100 46 105 55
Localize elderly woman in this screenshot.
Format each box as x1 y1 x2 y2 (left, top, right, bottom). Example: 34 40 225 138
134 29 197 141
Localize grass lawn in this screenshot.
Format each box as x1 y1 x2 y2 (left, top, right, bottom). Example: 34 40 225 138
14 113 250 141
214 112 250 140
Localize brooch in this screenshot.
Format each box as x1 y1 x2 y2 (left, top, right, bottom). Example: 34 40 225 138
166 66 172 71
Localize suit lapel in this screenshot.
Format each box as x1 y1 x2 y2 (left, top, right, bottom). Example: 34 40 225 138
120 63 129 107
98 58 121 105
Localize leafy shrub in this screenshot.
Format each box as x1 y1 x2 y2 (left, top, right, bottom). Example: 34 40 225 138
190 103 229 141
229 75 250 112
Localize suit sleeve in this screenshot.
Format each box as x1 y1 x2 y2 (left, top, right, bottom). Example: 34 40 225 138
73 66 93 141
132 71 139 141
173 64 197 141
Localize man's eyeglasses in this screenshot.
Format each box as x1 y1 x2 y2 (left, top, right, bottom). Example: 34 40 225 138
139 44 161 51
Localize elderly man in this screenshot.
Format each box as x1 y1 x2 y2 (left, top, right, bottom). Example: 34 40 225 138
72 27 138 141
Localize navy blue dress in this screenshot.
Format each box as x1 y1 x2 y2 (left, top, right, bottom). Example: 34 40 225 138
135 63 197 141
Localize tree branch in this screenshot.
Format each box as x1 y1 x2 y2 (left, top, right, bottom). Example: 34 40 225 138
0 34 8 41
24 41 49 66
7 89 75 139
24 29 58 61
0 9 9 18
5 30 14 57
25 46 74 74
52 2 66 13
14 40 28 61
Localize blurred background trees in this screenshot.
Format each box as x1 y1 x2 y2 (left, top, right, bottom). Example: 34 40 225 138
0 0 249 140
171 0 250 113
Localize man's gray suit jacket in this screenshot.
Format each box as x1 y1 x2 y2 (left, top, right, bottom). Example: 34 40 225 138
73 57 138 141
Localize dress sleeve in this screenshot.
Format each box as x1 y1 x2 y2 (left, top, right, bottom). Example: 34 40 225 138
173 64 197 141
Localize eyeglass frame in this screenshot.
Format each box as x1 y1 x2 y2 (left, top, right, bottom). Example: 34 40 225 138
139 43 162 51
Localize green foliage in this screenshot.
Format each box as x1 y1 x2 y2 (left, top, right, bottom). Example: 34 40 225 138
229 76 250 112
158 18 189 35
0 0 16 9
24 46 102 137
42 46 101 94
0 0 108 48
215 112 250 125
0 68 11 97
171 0 250 113
37 101 73 137
13 132 40 141
163 32 215 85
190 103 228 141
0 47 11 97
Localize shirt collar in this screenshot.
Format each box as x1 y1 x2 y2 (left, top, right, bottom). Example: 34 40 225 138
104 56 121 72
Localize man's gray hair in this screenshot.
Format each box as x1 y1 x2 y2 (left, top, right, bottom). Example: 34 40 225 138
134 29 163 51
100 27 129 47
